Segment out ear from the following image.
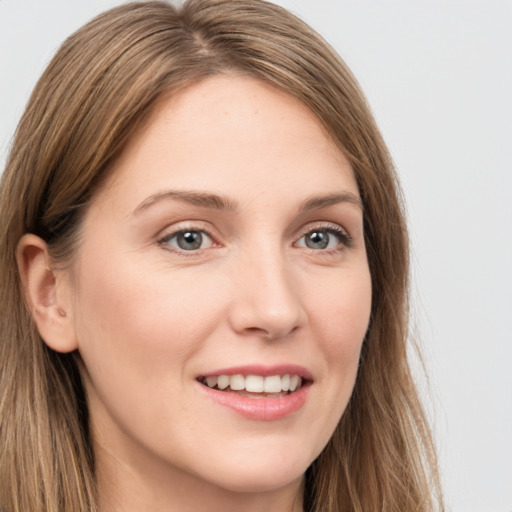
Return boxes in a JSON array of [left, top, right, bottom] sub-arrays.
[[16, 234, 78, 353]]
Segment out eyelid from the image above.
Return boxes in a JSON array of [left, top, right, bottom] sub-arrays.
[[156, 220, 352, 256], [294, 221, 353, 249], [157, 222, 221, 253]]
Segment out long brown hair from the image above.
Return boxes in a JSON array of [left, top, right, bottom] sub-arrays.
[[0, 1, 443, 510]]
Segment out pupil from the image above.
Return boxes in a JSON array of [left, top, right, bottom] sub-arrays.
[[307, 231, 328, 249], [178, 231, 202, 250]]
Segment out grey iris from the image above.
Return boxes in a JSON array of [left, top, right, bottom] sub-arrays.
[[177, 231, 203, 250], [305, 231, 329, 249]]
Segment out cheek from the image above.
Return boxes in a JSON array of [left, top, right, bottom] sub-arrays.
[[310, 266, 371, 405], [71, 256, 224, 387], [70, 256, 231, 455], [287, 266, 371, 463], [315, 266, 372, 350]]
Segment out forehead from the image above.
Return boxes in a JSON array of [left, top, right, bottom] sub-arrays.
[[93, 75, 358, 213]]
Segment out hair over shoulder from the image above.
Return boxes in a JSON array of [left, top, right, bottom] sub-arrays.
[[0, 1, 443, 511]]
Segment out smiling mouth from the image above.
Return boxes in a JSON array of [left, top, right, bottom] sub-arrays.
[[198, 374, 304, 397]]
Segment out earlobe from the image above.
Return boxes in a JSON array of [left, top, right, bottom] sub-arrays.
[[16, 234, 78, 353]]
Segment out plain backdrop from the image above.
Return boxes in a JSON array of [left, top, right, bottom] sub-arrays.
[[1, 1, 511, 511]]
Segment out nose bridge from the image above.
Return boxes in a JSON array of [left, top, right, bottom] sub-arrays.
[[229, 238, 305, 339]]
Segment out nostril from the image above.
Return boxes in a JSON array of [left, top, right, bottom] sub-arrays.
[[242, 324, 300, 340], [245, 326, 266, 334]]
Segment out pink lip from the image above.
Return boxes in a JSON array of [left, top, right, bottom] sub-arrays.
[[196, 364, 313, 421]]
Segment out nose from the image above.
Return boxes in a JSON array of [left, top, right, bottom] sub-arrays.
[[227, 248, 306, 340]]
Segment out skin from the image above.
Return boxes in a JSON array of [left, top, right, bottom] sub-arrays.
[[19, 75, 372, 512]]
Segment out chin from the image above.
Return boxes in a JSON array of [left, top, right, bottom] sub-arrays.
[[210, 469, 304, 495], [191, 450, 309, 495]]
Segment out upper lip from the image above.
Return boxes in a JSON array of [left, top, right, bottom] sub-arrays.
[[197, 364, 313, 381]]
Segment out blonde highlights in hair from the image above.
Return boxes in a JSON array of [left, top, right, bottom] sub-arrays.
[[0, 1, 443, 510]]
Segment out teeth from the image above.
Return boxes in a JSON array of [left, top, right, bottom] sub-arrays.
[[202, 373, 303, 393], [217, 375, 229, 390], [230, 374, 244, 391], [205, 376, 218, 388], [245, 375, 264, 392], [263, 375, 282, 393], [281, 374, 290, 391]]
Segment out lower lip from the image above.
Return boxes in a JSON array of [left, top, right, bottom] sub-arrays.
[[198, 382, 310, 421]]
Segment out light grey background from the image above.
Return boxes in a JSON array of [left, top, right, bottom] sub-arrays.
[[1, 1, 511, 511]]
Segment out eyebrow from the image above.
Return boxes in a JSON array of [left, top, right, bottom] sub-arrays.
[[133, 189, 363, 215], [300, 192, 363, 212], [134, 190, 238, 214]]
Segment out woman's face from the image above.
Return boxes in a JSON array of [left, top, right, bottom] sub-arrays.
[[66, 76, 372, 502]]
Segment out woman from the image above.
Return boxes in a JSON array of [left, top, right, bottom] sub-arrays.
[[0, 1, 443, 511]]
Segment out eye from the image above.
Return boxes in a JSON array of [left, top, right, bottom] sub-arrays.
[[160, 229, 213, 252], [296, 226, 351, 251]]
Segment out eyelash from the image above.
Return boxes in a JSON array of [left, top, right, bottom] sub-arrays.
[[158, 223, 217, 255], [295, 223, 352, 253], [157, 222, 352, 255]]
